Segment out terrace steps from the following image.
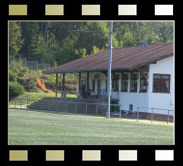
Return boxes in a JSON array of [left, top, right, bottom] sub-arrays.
[[27, 97, 107, 115]]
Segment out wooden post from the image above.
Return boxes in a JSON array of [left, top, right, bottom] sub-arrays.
[[55, 73, 58, 97], [167, 110, 170, 124], [62, 73, 65, 91], [79, 72, 81, 91], [137, 107, 139, 122], [87, 72, 89, 90], [151, 108, 154, 123], [87, 72, 89, 97]]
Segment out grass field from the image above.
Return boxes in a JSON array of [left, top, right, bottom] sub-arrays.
[[8, 108, 174, 145], [9, 92, 76, 105]]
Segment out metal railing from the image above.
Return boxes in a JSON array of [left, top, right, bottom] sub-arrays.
[[9, 98, 173, 123], [9, 56, 51, 71], [9, 98, 39, 109], [137, 107, 173, 124], [60, 90, 107, 100], [60, 90, 120, 100], [9, 98, 121, 118]]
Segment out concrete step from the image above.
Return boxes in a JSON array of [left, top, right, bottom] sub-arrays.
[[27, 97, 107, 115]]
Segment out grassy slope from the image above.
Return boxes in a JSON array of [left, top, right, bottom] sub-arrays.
[[8, 109, 174, 145], [10, 92, 60, 100], [9, 92, 76, 105]]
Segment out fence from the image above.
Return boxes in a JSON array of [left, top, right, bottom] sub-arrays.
[[9, 98, 121, 118], [137, 107, 173, 124], [9, 98, 173, 123], [10, 98, 38, 109], [60, 90, 118, 100], [25, 61, 38, 70], [60, 90, 107, 100], [38, 63, 51, 70], [9, 56, 26, 66], [9, 56, 50, 71]]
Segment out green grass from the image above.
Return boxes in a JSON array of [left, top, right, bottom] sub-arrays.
[[9, 92, 76, 105], [8, 108, 174, 145]]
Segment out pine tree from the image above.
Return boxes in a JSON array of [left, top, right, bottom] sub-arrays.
[[13, 21, 173, 66], [9, 22, 24, 57]]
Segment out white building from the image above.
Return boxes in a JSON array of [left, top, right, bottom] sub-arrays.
[[44, 43, 174, 118]]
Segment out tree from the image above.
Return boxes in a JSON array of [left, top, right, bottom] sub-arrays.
[[9, 22, 24, 57], [28, 34, 48, 62], [151, 22, 173, 43], [122, 31, 135, 46], [20, 22, 40, 59], [14, 21, 173, 66]]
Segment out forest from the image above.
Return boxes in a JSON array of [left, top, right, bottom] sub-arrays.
[[9, 21, 173, 67]]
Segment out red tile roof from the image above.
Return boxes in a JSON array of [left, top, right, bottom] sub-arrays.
[[43, 43, 173, 74]]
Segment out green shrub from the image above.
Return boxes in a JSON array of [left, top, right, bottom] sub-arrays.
[[10, 60, 22, 69], [22, 67, 29, 73], [18, 68, 29, 77], [37, 70, 43, 77], [18, 71, 25, 77], [27, 70, 42, 81], [26, 79, 38, 92], [9, 81, 25, 101], [9, 70, 17, 82], [12, 68, 19, 74]]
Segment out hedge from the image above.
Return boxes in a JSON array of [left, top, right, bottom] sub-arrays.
[[9, 81, 25, 101]]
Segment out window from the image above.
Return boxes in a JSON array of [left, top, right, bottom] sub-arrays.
[[129, 104, 133, 111], [153, 74, 170, 93], [92, 80, 95, 91], [112, 74, 119, 91], [121, 73, 128, 92], [130, 73, 138, 92], [140, 73, 148, 92]]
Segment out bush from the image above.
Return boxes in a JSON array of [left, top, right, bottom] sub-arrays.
[[27, 80, 38, 92], [9, 60, 22, 70], [9, 81, 25, 101], [22, 67, 29, 73], [9, 70, 17, 82], [12, 68, 19, 74], [18, 71, 25, 77], [27, 70, 42, 81]]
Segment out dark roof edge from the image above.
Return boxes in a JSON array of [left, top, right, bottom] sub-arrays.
[[43, 52, 173, 74], [43, 68, 130, 74], [131, 52, 173, 70]]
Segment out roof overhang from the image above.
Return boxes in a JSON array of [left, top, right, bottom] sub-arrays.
[[130, 52, 173, 70], [42, 44, 173, 75], [43, 67, 130, 74]]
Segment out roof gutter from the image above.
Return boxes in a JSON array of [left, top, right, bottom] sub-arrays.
[[43, 52, 173, 74], [43, 67, 130, 74], [130, 52, 173, 70]]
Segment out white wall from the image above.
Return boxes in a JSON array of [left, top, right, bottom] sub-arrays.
[[148, 56, 174, 115], [119, 92, 148, 112], [119, 72, 148, 112], [75, 56, 174, 115]]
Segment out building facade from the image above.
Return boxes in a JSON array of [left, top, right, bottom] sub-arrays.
[[44, 43, 174, 116], [76, 55, 174, 115]]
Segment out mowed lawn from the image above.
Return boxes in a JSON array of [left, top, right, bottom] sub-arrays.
[[8, 108, 174, 145]]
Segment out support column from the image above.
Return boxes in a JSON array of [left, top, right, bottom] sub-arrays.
[[55, 73, 58, 97], [107, 21, 113, 119], [87, 72, 89, 91], [62, 73, 65, 91], [79, 72, 81, 91], [87, 72, 89, 98]]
